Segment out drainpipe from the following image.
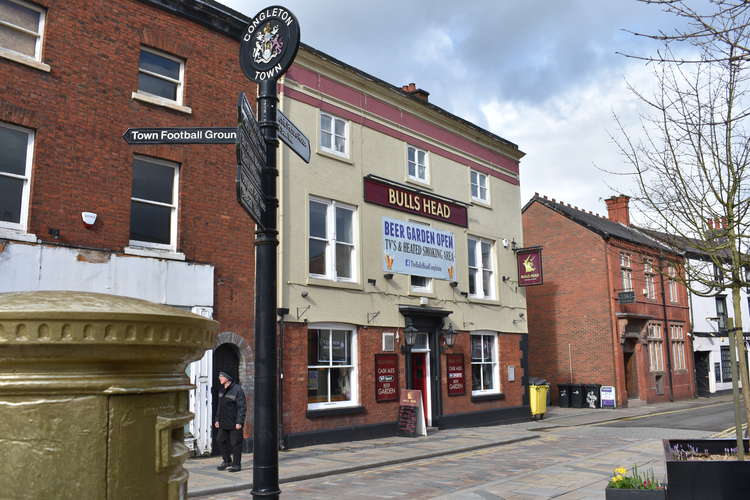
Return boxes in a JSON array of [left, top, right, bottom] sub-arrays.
[[658, 256, 675, 402], [276, 307, 289, 450]]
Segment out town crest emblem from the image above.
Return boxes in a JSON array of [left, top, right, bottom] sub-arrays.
[[253, 22, 284, 64], [240, 6, 300, 84]]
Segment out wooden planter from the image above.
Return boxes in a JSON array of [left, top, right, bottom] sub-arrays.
[[663, 439, 750, 500], [605, 487, 666, 499]]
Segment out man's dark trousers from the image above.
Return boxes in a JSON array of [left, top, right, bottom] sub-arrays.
[[217, 428, 243, 467]]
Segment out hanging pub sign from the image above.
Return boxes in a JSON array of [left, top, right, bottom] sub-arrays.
[[516, 246, 543, 287], [375, 354, 399, 402], [240, 5, 300, 83], [364, 176, 468, 227], [446, 354, 465, 396], [382, 216, 457, 280]]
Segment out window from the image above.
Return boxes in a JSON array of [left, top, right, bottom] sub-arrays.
[[407, 145, 428, 183], [410, 220, 432, 292], [670, 324, 686, 370], [307, 326, 357, 408], [620, 253, 633, 292], [668, 265, 678, 303], [129, 156, 179, 250], [721, 346, 732, 382], [309, 198, 356, 281], [0, 0, 45, 60], [471, 332, 499, 394], [468, 236, 495, 299], [137, 47, 184, 103], [647, 323, 664, 372], [644, 258, 656, 299], [715, 295, 728, 330], [470, 170, 489, 203], [0, 121, 33, 231], [319, 112, 347, 157]]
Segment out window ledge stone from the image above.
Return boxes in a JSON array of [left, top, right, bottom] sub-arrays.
[[131, 91, 192, 114], [306, 405, 365, 419], [471, 393, 505, 403], [0, 228, 37, 243], [124, 245, 186, 261], [0, 49, 50, 72], [316, 149, 353, 165]]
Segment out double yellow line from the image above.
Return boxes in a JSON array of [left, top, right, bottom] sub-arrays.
[[712, 422, 748, 438]]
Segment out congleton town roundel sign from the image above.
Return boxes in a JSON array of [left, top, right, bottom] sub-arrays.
[[240, 5, 300, 83]]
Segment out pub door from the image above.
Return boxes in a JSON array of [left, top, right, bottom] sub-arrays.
[[694, 351, 710, 397], [411, 352, 429, 424]]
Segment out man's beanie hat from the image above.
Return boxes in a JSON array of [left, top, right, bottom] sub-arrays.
[[219, 371, 233, 381]]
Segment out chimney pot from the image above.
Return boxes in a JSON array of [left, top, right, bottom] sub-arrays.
[[604, 195, 631, 225], [401, 82, 429, 102]]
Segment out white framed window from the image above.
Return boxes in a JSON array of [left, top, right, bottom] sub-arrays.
[[670, 324, 686, 370], [470, 170, 489, 203], [407, 145, 428, 183], [0, 0, 45, 61], [668, 265, 679, 303], [647, 322, 664, 372], [468, 236, 495, 299], [410, 220, 433, 293], [137, 47, 185, 104], [307, 324, 358, 409], [644, 258, 656, 299], [319, 112, 347, 157], [309, 197, 357, 281], [0, 121, 33, 231], [620, 252, 633, 292], [129, 156, 179, 251], [471, 332, 500, 394]]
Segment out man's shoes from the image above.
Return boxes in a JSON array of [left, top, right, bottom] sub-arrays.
[[216, 462, 229, 471], [227, 465, 241, 472]]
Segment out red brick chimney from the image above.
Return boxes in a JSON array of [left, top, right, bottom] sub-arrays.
[[401, 82, 430, 102], [604, 195, 631, 225]]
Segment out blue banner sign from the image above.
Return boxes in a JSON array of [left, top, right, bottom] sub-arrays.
[[382, 217, 456, 280]]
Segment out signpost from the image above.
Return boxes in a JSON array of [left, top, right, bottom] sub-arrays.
[[240, 6, 301, 499], [236, 92, 267, 229], [122, 127, 237, 145], [277, 109, 310, 163]]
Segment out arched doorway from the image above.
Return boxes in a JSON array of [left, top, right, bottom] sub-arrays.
[[211, 343, 240, 454]]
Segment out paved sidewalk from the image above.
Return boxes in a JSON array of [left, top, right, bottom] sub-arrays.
[[186, 393, 734, 498]]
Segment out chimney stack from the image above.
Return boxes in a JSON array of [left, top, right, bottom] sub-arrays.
[[604, 195, 631, 225], [401, 82, 430, 102]]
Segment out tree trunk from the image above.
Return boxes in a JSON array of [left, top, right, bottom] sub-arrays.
[[731, 288, 750, 432]]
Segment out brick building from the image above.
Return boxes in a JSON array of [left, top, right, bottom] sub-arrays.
[[1, 0, 530, 451], [522, 194, 695, 407]]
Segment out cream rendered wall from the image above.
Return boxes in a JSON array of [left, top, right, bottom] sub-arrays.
[[277, 59, 526, 333]]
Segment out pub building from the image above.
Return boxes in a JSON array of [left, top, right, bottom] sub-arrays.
[[276, 45, 530, 447]]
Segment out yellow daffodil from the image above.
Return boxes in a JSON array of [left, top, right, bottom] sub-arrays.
[[615, 467, 627, 475]]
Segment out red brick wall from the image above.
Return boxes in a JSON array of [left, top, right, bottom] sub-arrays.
[[0, 0, 256, 337], [522, 202, 616, 400]]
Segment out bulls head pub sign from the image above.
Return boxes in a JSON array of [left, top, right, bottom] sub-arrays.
[[240, 6, 301, 83]]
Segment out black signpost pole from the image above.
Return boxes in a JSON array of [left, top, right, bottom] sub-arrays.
[[252, 78, 281, 499]]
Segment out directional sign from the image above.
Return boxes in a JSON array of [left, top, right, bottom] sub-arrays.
[[277, 110, 310, 163], [236, 92, 267, 227], [122, 127, 237, 145]]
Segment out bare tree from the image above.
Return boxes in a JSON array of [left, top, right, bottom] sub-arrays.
[[614, 0, 750, 449]]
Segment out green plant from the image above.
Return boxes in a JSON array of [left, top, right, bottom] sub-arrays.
[[607, 465, 665, 490]]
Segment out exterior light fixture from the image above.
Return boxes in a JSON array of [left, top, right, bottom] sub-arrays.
[[442, 323, 457, 347], [403, 324, 419, 346], [511, 239, 517, 251], [383, 273, 394, 280], [449, 281, 458, 288]]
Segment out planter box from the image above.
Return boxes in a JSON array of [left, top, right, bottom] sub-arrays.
[[605, 487, 666, 499], [663, 439, 750, 500]]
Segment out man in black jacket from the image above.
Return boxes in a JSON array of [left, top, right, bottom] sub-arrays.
[[215, 371, 246, 472]]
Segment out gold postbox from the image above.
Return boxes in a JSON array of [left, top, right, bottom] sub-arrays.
[[0, 291, 217, 500]]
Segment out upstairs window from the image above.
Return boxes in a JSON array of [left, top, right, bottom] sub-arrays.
[[668, 265, 678, 303], [0, 0, 45, 61], [470, 170, 489, 203], [468, 236, 495, 299], [320, 112, 347, 157], [130, 156, 179, 250], [137, 47, 184, 103], [407, 145, 428, 183], [0, 121, 33, 231], [620, 252, 633, 292], [670, 324, 686, 370], [644, 258, 656, 299], [309, 198, 356, 281]]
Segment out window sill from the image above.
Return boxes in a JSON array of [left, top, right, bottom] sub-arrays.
[[467, 296, 500, 305], [471, 199, 492, 209], [0, 49, 50, 72], [131, 91, 192, 114], [471, 393, 505, 403], [307, 276, 363, 291], [316, 148, 353, 165], [306, 405, 365, 419], [404, 177, 433, 190], [124, 245, 186, 261], [0, 227, 37, 243]]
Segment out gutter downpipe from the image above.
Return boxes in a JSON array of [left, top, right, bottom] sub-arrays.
[[658, 255, 675, 402]]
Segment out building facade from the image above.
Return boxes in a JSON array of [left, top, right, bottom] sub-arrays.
[[275, 47, 529, 446], [522, 194, 695, 407]]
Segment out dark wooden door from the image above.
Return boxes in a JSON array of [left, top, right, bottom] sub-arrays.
[[624, 351, 638, 399], [694, 351, 710, 397]]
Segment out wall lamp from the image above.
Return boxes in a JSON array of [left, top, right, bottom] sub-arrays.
[[367, 278, 377, 286], [383, 273, 394, 280], [449, 281, 459, 288]]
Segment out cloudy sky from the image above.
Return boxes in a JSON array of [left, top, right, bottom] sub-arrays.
[[224, 0, 691, 215]]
